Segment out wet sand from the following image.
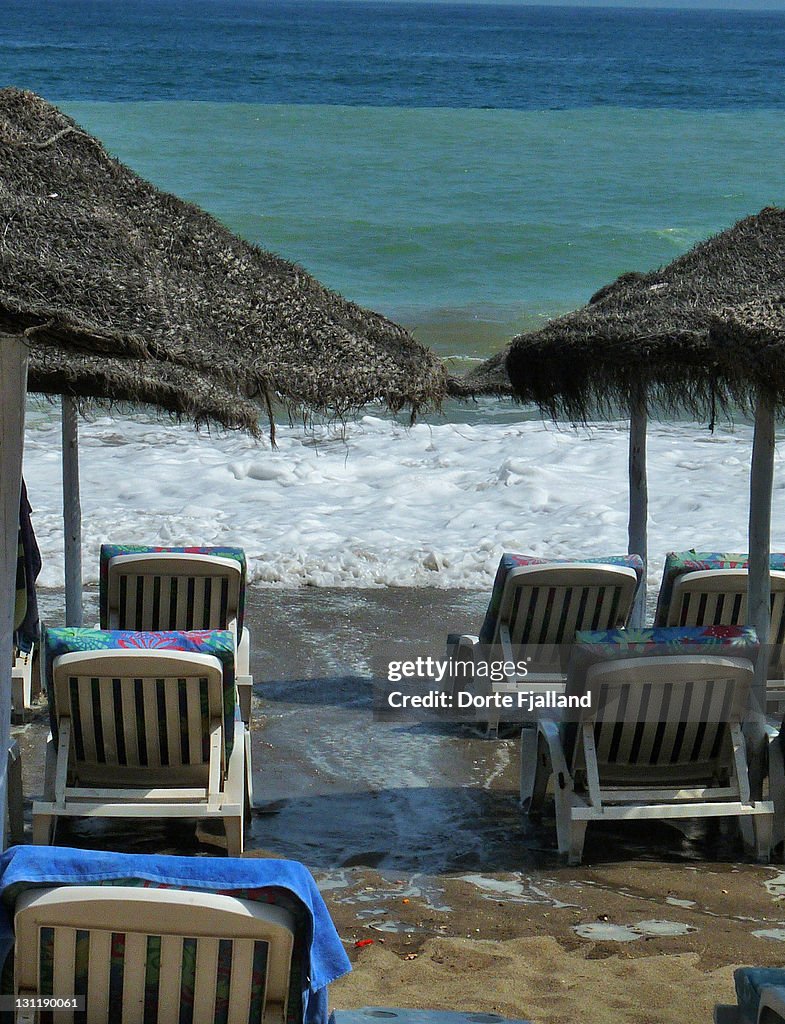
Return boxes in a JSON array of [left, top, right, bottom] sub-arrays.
[[15, 586, 785, 1023]]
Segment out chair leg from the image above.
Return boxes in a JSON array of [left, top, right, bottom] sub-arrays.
[[11, 674, 25, 724], [7, 742, 23, 845], [520, 727, 549, 818], [32, 812, 54, 846], [225, 815, 244, 857], [769, 735, 785, 853], [567, 819, 588, 866], [244, 728, 254, 821], [485, 719, 499, 739], [31, 645, 42, 702], [554, 786, 585, 864], [753, 811, 774, 864]]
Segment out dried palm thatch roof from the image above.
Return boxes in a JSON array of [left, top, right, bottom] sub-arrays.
[[447, 347, 515, 398], [711, 297, 785, 398], [0, 89, 447, 434], [505, 208, 785, 421]]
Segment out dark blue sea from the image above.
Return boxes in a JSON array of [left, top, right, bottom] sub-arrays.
[[4, 1, 785, 108]]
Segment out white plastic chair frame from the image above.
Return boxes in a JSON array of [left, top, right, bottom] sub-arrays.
[[666, 568, 785, 714], [448, 563, 640, 735], [104, 553, 253, 725], [32, 648, 245, 855], [13, 884, 295, 1024], [520, 654, 774, 864], [12, 644, 39, 723]]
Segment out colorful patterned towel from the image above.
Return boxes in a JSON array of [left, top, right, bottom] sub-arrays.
[[99, 545, 247, 636], [43, 627, 237, 758], [558, 626, 760, 756], [654, 550, 785, 625], [571, 624, 759, 686], [478, 553, 644, 644], [0, 845, 351, 1024]]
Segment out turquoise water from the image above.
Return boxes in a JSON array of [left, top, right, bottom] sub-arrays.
[[64, 101, 785, 358]]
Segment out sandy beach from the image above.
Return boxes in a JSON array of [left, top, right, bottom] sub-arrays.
[[14, 584, 785, 1024]]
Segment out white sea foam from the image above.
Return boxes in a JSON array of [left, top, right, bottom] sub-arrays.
[[22, 403, 780, 600]]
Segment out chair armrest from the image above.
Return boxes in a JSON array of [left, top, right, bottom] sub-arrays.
[[236, 675, 253, 726], [236, 626, 251, 677], [446, 633, 479, 659]]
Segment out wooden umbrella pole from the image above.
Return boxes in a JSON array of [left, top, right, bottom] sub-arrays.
[[747, 388, 776, 792], [628, 387, 648, 628], [62, 395, 83, 627], [0, 334, 29, 848]]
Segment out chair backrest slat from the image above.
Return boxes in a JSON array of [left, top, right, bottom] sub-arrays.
[[52, 926, 77, 1023], [157, 934, 185, 1019], [108, 555, 242, 635], [54, 651, 224, 774], [75, 677, 98, 763], [574, 656, 753, 781], [227, 938, 257, 1024], [167, 676, 184, 766], [15, 887, 295, 1024], [85, 928, 112, 1022], [669, 569, 785, 638], [192, 937, 222, 1024], [120, 683, 140, 767], [142, 676, 162, 769], [498, 566, 639, 658], [102, 676, 120, 764], [522, 587, 548, 646]]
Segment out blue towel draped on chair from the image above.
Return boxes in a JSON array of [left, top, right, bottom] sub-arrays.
[[0, 845, 351, 1024]]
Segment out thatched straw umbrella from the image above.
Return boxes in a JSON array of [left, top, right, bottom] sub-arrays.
[[447, 348, 515, 398], [0, 88, 446, 629], [503, 208, 785, 638], [0, 90, 447, 842]]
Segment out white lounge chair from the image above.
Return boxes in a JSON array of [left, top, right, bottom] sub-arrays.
[[0, 845, 351, 1024], [12, 884, 295, 1024], [664, 568, 785, 713], [448, 560, 640, 735], [32, 644, 246, 855], [102, 550, 253, 725], [520, 651, 774, 864]]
